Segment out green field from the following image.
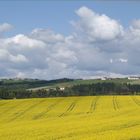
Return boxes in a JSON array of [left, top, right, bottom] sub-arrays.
[[0, 96, 140, 140]]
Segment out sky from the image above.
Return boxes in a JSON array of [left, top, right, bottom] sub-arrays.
[[0, 1, 140, 79], [0, 1, 140, 35]]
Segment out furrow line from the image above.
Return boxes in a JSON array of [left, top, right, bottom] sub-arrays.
[[33, 99, 64, 120], [87, 96, 100, 113], [59, 98, 79, 117], [9, 99, 46, 122], [113, 96, 117, 110], [0, 102, 23, 115], [131, 96, 140, 106]]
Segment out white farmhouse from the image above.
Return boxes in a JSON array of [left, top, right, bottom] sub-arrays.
[[59, 87, 65, 91], [101, 77, 107, 80]]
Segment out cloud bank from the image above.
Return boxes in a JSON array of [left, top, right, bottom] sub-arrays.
[[0, 6, 140, 79]]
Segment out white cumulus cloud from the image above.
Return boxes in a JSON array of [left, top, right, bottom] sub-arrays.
[[73, 6, 124, 42], [0, 7, 140, 79]]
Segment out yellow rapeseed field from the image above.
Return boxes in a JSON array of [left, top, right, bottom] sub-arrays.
[[0, 96, 140, 140]]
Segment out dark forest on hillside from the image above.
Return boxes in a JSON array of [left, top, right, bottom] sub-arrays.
[[1, 81, 140, 99]]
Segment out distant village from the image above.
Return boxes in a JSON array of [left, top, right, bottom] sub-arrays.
[[100, 76, 140, 80]]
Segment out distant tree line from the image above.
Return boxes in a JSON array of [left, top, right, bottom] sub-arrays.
[[1, 82, 140, 99], [70, 83, 140, 95]]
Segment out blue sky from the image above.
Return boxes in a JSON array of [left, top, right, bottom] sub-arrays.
[[0, 1, 140, 36], [1, 1, 140, 79]]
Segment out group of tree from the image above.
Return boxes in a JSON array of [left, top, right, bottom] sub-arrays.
[[1, 82, 140, 99]]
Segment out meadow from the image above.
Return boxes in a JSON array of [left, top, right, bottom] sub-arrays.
[[0, 96, 140, 140]]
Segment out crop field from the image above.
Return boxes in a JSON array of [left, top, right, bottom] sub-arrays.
[[0, 96, 140, 140]]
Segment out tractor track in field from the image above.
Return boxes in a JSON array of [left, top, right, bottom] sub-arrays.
[[33, 98, 64, 120], [59, 98, 79, 117], [0, 101, 8, 107], [0, 102, 23, 115], [87, 96, 100, 113], [113, 96, 119, 111], [9, 99, 47, 122], [131, 96, 140, 106]]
